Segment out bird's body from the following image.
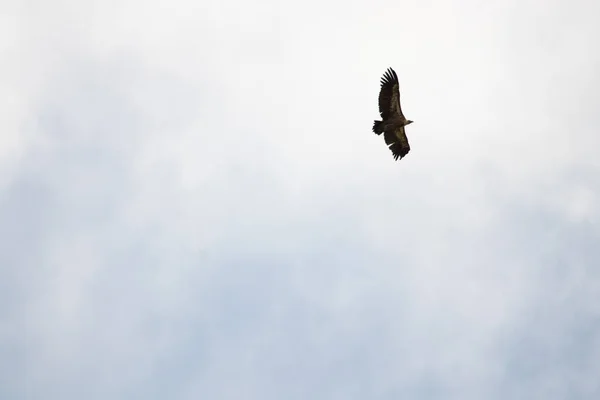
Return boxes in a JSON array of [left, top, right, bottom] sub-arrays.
[[372, 67, 413, 161]]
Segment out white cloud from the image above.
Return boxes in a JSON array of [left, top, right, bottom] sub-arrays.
[[1, 0, 599, 399]]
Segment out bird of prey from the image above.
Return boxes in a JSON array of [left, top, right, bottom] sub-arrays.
[[372, 67, 414, 161]]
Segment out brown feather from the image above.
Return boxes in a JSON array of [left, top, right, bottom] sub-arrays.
[[384, 125, 410, 161], [378, 68, 404, 120]]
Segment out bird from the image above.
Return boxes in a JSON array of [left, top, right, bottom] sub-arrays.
[[372, 67, 414, 161]]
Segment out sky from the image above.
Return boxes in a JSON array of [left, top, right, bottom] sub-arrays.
[[1, 0, 600, 398]]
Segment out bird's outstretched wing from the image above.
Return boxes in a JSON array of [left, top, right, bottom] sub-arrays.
[[378, 67, 405, 120], [384, 125, 410, 161]]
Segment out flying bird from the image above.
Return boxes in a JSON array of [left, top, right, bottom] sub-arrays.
[[372, 67, 414, 161]]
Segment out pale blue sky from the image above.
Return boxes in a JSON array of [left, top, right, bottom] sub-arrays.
[[1, 0, 599, 399]]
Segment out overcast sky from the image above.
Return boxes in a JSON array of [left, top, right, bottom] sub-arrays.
[[1, 0, 599, 399]]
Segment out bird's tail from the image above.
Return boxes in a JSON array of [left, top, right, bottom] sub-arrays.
[[372, 120, 384, 135]]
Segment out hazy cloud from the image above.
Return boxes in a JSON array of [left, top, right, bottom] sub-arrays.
[[1, 0, 599, 399]]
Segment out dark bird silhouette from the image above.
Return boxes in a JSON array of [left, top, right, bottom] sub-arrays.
[[372, 67, 414, 161]]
